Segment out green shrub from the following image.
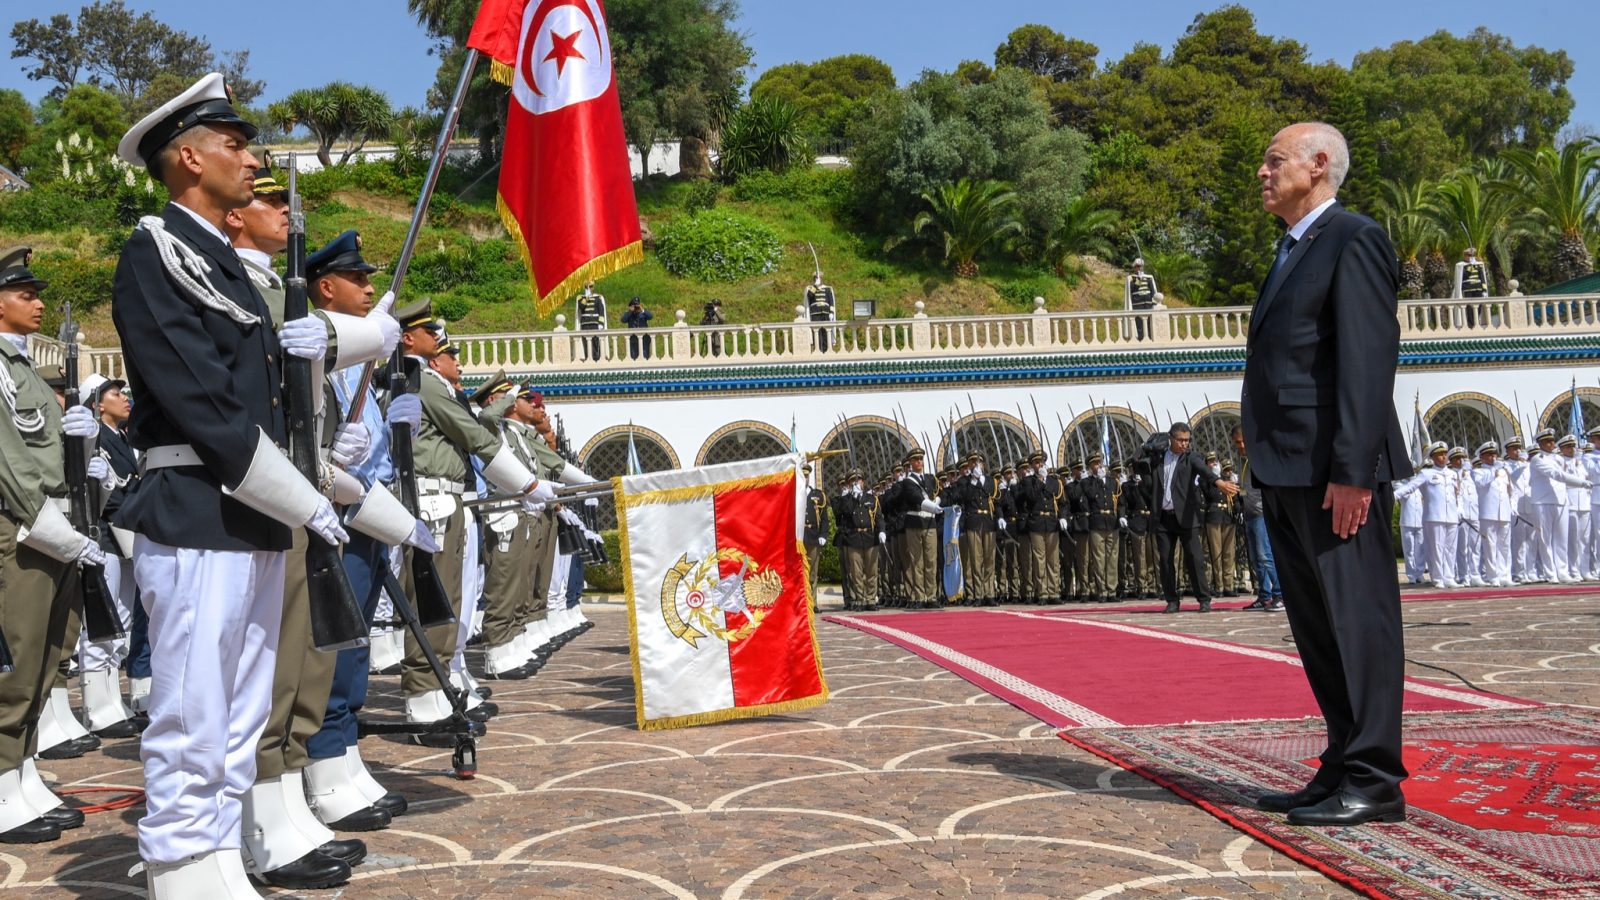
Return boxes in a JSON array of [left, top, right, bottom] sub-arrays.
[[407, 238, 526, 299], [0, 181, 114, 232], [655, 210, 783, 282], [731, 166, 852, 210], [990, 273, 1056, 308], [682, 180, 721, 214], [298, 160, 423, 206], [432, 296, 471, 322], [582, 530, 624, 593]]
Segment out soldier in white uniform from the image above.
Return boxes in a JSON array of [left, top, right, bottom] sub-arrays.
[[1584, 427, 1600, 579], [1471, 442, 1514, 587], [1416, 442, 1460, 588], [1560, 434, 1592, 580], [1530, 429, 1589, 583], [1450, 447, 1484, 586], [1392, 463, 1427, 583], [1503, 437, 1534, 581]]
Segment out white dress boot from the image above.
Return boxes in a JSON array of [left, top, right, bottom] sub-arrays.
[[147, 850, 262, 899], [128, 675, 152, 713], [449, 670, 484, 712], [0, 767, 49, 838], [80, 667, 138, 735], [404, 689, 451, 724], [346, 745, 390, 806], [17, 759, 65, 815], [241, 775, 324, 876], [368, 629, 403, 674], [304, 756, 377, 827], [36, 687, 91, 754], [484, 640, 530, 678]]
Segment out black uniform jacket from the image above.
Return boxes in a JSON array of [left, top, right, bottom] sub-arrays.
[[1241, 202, 1407, 489], [111, 202, 291, 552]]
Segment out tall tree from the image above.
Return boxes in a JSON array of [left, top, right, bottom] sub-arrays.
[[1042, 196, 1119, 277], [1377, 178, 1439, 299], [0, 90, 35, 172], [994, 25, 1097, 83], [1426, 165, 1530, 291], [269, 83, 396, 168], [751, 54, 895, 148], [8, 14, 83, 96], [1501, 142, 1600, 284], [1203, 116, 1280, 306], [17, 82, 127, 178]]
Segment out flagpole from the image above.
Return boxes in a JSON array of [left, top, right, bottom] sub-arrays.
[[345, 47, 482, 423]]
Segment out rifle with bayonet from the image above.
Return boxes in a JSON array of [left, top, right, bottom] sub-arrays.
[[56, 301, 122, 643], [284, 160, 369, 651]]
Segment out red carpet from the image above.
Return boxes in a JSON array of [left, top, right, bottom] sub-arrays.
[[1039, 582, 1599, 616], [1064, 707, 1600, 899], [824, 609, 1533, 728]]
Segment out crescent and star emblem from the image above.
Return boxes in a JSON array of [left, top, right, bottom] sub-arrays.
[[513, 0, 612, 115]]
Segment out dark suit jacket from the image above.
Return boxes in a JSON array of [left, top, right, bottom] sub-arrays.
[[1242, 201, 1406, 488], [1135, 436, 1214, 530], [111, 202, 291, 552]]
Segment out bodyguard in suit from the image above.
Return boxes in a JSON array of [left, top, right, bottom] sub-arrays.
[[112, 73, 353, 895], [1243, 122, 1411, 827], [1135, 424, 1236, 613]]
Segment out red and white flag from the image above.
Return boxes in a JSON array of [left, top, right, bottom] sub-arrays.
[[468, 0, 642, 315], [616, 455, 829, 730]]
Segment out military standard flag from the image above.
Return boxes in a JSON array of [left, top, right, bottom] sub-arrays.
[[615, 455, 829, 730], [468, 0, 642, 315]]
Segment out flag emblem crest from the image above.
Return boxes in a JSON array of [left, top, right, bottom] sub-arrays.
[[513, 0, 613, 114], [661, 549, 784, 648]]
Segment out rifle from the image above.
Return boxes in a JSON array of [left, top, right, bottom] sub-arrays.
[[56, 301, 122, 642], [284, 161, 369, 652]]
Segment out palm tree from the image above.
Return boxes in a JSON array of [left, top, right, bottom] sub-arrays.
[[1145, 251, 1207, 303], [717, 97, 808, 179], [1500, 141, 1600, 284], [1425, 167, 1530, 294], [1042, 196, 1120, 278], [1377, 178, 1438, 299], [913, 179, 1024, 277], [269, 82, 395, 168]]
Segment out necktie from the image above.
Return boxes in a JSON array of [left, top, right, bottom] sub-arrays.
[[1265, 233, 1296, 288]]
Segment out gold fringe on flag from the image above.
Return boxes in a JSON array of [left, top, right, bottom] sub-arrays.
[[488, 59, 515, 87], [495, 192, 645, 318]]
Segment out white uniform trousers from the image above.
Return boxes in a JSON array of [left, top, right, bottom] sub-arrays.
[[133, 537, 284, 865], [1589, 512, 1600, 579], [1424, 522, 1458, 587], [1400, 526, 1425, 582], [78, 550, 137, 673], [548, 551, 571, 612], [1479, 520, 1511, 584], [1457, 520, 1482, 584], [452, 507, 482, 676], [1512, 516, 1535, 580], [1534, 504, 1570, 581], [1566, 509, 1590, 579]]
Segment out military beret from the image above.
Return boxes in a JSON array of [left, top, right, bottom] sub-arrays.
[[1476, 441, 1499, 457], [306, 230, 378, 283], [0, 246, 47, 291], [469, 369, 513, 405], [252, 167, 286, 198], [1536, 428, 1558, 443], [1559, 434, 1578, 448], [119, 72, 257, 168]]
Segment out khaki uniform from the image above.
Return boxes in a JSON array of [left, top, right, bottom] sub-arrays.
[[479, 397, 536, 650], [0, 339, 72, 769]]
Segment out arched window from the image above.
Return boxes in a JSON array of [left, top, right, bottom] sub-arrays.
[[1189, 403, 1241, 464], [1539, 388, 1600, 439], [697, 422, 790, 467], [1424, 393, 1519, 452], [579, 426, 679, 528], [935, 413, 1038, 470], [1058, 408, 1153, 466], [816, 416, 915, 493]]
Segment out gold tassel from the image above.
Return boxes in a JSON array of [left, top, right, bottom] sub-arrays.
[[495, 192, 644, 318]]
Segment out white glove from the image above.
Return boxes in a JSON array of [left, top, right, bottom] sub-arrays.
[[818, 537, 827, 546], [305, 498, 350, 545], [1059, 518, 1069, 532], [584, 497, 599, 508], [62, 404, 98, 437], [582, 527, 600, 542], [523, 500, 546, 515], [526, 479, 557, 504], [76, 538, 107, 567], [997, 518, 1006, 530], [371, 291, 401, 358], [278, 316, 329, 360], [919, 498, 942, 515], [330, 422, 371, 469], [404, 518, 441, 553], [86, 455, 110, 482], [878, 532, 887, 545], [1119, 517, 1129, 528], [386, 392, 422, 435]]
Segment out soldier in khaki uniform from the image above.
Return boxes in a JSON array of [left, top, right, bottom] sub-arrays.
[[473, 373, 541, 680], [996, 464, 1019, 602], [0, 248, 102, 844], [886, 449, 941, 608], [945, 452, 999, 604], [1201, 452, 1238, 596], [396, 302, 551, 733], [1082, 454, 1120, 603], [831, 468, 883, 610], [802, 463, 829, 607]]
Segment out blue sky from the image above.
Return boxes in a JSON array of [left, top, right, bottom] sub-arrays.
[[3, 1, 1595, 132]]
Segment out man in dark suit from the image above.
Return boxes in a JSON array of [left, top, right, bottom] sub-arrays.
[[1135, 424, 1237, 612], [1243, 122, 1410, 827]]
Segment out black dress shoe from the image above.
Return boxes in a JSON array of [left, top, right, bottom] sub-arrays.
[[467, 701, 498, 722], [1197, 600, 1213, 612], [1256, 783, 1336, 813], [1162, 601, 1179, 614], [1286, 790, 1406, 826], [39, 806, 84, 830], [37, 733, 100, 760], [317, 837, 368, 865], [475, 685, 493, 700], [373, 792, 408, 817], [91, 718, 143, 739], [0, 816, 60, 844], [326, 804, 391, 833], [256, 850, 351, 889]]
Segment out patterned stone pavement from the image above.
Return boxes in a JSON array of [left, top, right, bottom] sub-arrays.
[[7, 586, 1595, 898]]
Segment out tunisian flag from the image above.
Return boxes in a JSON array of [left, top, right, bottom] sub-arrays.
[[468, 0, 642, 315], [616, 455, 829, 730]]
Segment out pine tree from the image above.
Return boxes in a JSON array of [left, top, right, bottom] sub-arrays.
[[1327, 81, 1379, 215], [1205, 118, 1278, 306]]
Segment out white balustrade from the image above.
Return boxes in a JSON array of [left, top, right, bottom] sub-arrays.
[[34, 293, 1600, 380]]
